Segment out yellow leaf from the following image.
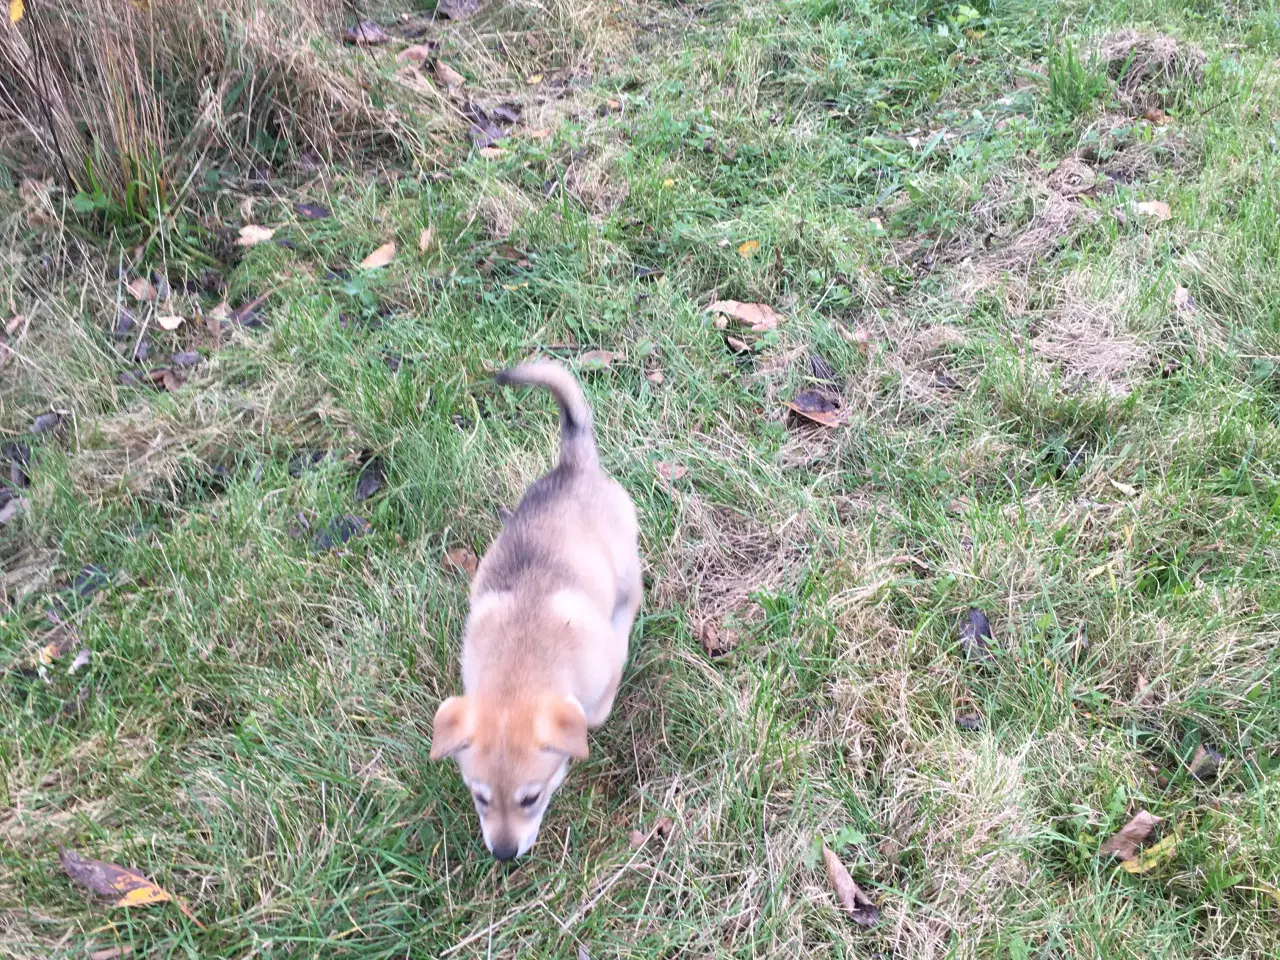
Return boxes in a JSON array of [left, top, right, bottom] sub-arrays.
[[418, 226, 433, 253], [9, 0, 24, 26], [526, 73, 543, 85], [39, 642, 61, 665], [1120, 832, 1180, 874], [737, 240, 760, 258], [115, 883, 172, 907], [156, 315, 184, 331], [359, 242, 396, 269], [1109, 478, 1138, 497], [662, 178, 675, 188]]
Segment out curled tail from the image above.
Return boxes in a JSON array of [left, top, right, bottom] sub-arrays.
[[496, 361, 599, 470]]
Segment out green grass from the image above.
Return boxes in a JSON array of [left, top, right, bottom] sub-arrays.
[[3, 0, 1280, 957]]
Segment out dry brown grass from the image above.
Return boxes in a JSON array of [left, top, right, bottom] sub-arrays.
[[1099, 30, 1207, 111]]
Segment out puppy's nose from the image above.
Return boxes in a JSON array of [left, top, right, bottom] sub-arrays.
[[490, 841, 519, 862]]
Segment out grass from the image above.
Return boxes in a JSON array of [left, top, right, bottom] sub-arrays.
[[2, 0, 1279, 957]]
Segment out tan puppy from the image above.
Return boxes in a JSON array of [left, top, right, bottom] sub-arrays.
[[430, 361, 641, 860]]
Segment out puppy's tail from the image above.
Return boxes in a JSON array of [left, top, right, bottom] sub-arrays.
[[496, 361, 598, 470]]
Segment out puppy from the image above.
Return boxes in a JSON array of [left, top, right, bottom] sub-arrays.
[[430, 361, 642, 860]]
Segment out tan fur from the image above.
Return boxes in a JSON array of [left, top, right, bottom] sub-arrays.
[[430, 361, 642, 860]]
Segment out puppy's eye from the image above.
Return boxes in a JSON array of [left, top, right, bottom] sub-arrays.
[[519, 793, 540, 810], [473, 793, 489, 808]]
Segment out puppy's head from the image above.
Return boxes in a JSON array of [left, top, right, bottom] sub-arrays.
[[430, 693, 588, 860]]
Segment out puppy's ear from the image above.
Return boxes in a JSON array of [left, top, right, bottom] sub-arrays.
[[536, 696, 589, 760], [430, 696, 475, 760]]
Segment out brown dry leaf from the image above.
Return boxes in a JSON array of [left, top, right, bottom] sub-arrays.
[[707, 300, 780, 332], [418, 227, 434, 253], [344, 19, 390, 45], [90, 947, 133, 960], [1099, 810, 1160, 860], [737, 239, 760, 258], [156, 315, 184, 332], [161, 370, 183, 392], [442, 547, 479, 578], [359, 242, 396, 270], [478, 147, 507, 160], [1110, 478, 1138, 498], [697, 620, 738, 658], [1187, 744, 1223, 780], [526, 128, 551, 139], [0, 497, 28, 525], [5, 313, 25, 335], [397, 44, 434, 66], [434, 60, 465, 94], [822, 846, 879, 927], [126, 277, 157, 302], [1143, 107, 1166, 123], [725, 335, 750, 353], [785, 390, 848, 428], [436, 0, 481, 20], [654, 461, 688, 483], [627, 829, 645, 848], [236, 224, 275, 247], [645, 369, 665, 384], [1136, 200, 1172, 221], [849, 327, 872, 355]]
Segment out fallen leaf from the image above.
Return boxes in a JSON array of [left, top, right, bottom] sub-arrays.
[[10, 0, 25, 27], [526, 73, 543, 85], [442, 546, 479, 578], [785, 390, 847, 428], [654, 461, 688, 483], [662, 177, 674, 187], [725, 335, 750, 353], [627, 829, 645, 848], [73, 564, 110, 599], [848, 327, 872, 355], [0, 497, 29, 525], [69, 648, 91, 673], [113, 306, 135, 338], [580, 350, 618, 369], [822, 846, 879, 927], [236, 224, 275, 246], [526, 128, 551, 139], [59, 847, 189, 915], [697, 619, 738, 658], [737, 239, 760, 258], [1099, 811, 1160, 860], [478, 147, 507, 159], [355, 457, 385, 501], [89, 947, 133, 960], [288, 449, 327, 477], [578, 947, 591, 960], [6, 313, 26, 334], [1143, 107, 1166, 123], [294, 202, 330, 220], [645, 370, 665, 384], [156, 315, 184, 331], [706, 300, 781, 332], [955, 713, 982, 731], [1136, 200, 1172, 221], [1110, 478, 1138, 497], [1188, 744, 1223, 780], [434, 59, 465, 94], [126, 277, 157, 302], [418, 226, 434, 253], [1120, 832, 1180, 874], [958, 607, 994, 661], [31, 412, 63, 434], [436, 0, 480, 20], [1173, 286, 1196, 315], [171, 351, 202, 368], [359, 242, 396, 269], [312, 515, 370, 551], [397, 44, 434, 66], [344, 19, 390, 45]]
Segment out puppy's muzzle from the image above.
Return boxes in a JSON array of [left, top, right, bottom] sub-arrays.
[[490, 840, 519, 862]]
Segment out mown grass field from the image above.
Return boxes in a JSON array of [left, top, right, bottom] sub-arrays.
[[2, 0, 1279, 957]]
